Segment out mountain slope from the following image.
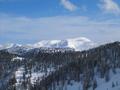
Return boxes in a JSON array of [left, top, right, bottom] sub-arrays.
[[0, 41, 120, 90], [4, 44, 29, 55]]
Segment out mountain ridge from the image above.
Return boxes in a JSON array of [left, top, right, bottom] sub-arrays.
[[0, 37, 96, 54]]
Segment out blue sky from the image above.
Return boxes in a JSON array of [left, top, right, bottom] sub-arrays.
[[0, 0, 100, 17], [0, 0, 120, 44]]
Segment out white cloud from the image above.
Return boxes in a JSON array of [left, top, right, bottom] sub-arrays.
[[60, 0, 77, 11], [99, 0, 120, 15], [0, 14, 120, 44]]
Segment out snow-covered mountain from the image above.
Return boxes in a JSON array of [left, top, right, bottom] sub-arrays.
[[0, 37, 96, 54], [0, 41, 120, 90], [28, 37, 96, 51], [0, 43, 30, 55], [0, 43, 21, 50]]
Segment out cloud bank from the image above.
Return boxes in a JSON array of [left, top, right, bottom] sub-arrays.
[[0, 14, 120, 44]]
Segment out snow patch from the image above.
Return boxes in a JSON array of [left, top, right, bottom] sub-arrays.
[[12, 57, 24, 61]]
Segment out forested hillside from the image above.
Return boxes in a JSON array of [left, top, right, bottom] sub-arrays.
[[0, 42, 120, 90]]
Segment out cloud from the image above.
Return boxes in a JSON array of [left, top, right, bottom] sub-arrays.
[[60, 0, 77, 11], [99, 0, 120, 15], [0, 14, 120, 44]]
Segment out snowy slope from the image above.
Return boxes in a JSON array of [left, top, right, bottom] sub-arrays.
[[54, 69, 120, 90], [95, 69, 120, 90], [4, 43, 30, 55], [15, 68, 120, 90], [15, 66, 55, 86]]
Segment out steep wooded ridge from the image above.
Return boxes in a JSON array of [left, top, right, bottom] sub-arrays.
[[0, 41, 120, 90]]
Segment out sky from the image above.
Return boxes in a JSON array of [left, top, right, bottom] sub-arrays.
[[0, 0, 120, 44]]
